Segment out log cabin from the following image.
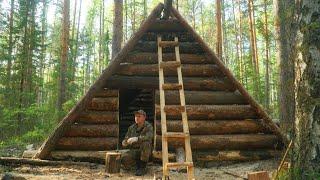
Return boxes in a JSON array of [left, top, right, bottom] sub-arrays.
[[33, 3, 286, 163]]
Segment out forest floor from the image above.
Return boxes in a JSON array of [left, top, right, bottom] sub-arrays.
[[0, 159, 279, 180]]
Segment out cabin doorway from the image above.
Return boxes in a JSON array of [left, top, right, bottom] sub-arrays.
[[119, 89, 155, 148]]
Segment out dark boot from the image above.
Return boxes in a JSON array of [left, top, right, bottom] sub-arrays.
[[135, 160, 147, 176]]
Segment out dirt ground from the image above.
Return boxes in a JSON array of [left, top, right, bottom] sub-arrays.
[[0, 159, 279, 180]]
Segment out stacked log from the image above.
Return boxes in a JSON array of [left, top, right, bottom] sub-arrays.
[[125, 53, 214, 64], [106, 76, 236, 91], [155, 120, 271, 135], [117, 64, 223, 77], [59, 89, 119, 151], [155, 134, 281, 150]]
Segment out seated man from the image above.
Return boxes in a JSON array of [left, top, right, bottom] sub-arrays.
[[121, 109, 153, 176]]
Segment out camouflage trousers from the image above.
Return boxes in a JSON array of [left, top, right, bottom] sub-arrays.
[[120, 141, 152, 170]]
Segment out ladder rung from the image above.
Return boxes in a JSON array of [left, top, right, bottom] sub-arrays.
[[163, 132, 189, 138], [162, 83, 182, 90], [160, 61, 181, 69], [164, 105, 185, 113], [166, 162, 193, 168], [158, 41, 179, 47]]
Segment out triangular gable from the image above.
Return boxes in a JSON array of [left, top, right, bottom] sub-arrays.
[[35, 3, 286, 159], [34, 3, 165, 159], [168, 7, 286, 143]]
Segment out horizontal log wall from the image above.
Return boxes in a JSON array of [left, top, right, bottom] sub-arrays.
[[155, 120, 271, 135], [64, 124, 119, 137], [134, 41, 204, 54], [117, 64, 223, 77], [106, 76, 235, 91], [155, 90, 247, 105], [155, 134, 281, 150], [56, 137, 118, 150], [77, 111, 118, 124], [148, 19, 187, 32], [155, 105, 258, 120], [141, 32, 195, 42], [126, 53, 214, 64], [87, 97, 118, 111]]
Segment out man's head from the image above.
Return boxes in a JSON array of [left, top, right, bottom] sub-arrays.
[[134, 109, 146, 125]]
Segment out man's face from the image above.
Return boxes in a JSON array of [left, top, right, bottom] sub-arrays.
[[135, 113, 146, 125]]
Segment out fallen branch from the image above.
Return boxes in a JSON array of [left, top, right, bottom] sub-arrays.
[[0, 157, 98, 167]]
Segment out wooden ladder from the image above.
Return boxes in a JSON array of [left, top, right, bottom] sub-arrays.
[[157, 36, 194, 180]]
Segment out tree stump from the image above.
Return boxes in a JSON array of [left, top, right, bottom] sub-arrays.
[[105, 152, 121, 174], [248, 171, 270, 180]]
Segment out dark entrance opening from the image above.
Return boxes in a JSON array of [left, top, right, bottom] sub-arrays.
[[119, 89, 155, 148]]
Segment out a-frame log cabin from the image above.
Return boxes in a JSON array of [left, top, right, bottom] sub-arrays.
[[34, 3, 286, 162]]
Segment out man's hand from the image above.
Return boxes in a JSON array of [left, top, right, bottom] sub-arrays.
[[127, 137, 139, 144]]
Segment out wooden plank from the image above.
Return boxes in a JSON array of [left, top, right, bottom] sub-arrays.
[[166, 162, 193, 168], [34, 3, 165, 159], [175, 37, 194, 180], [163, 132, 189, 138], [159, 61, 181, 69], [157, 36, 169, 177], [162, 83, 182, 90], [158, 40, 179, 47]]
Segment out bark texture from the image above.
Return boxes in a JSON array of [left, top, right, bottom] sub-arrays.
[[294, 0, 320, 175], [111, 0, 123, 59], [275, 0, 299, 136]]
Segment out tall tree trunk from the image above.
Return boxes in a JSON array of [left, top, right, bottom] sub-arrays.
[[238, 0, 244, 86], [38, 0, 47, 105], [263, 0, 270, 112], [215, 0, 223, 61], [132, 0, 136, 33], [7, 0, 14, 103], [294, 0, 320, 176], [99, 0, 104, 72], [18, 0, 30, 134], [57, 0, 70, 117], [176, 0, 178, 10], [111, 0, 123, 59], [124, 0, 128, 41], [221, 0, 229, 65], [72, 0, 82, 81], [247, 0, 260, 100], [70, 0, 77, 82], [143, 0, 147, 21], [232, 0, 241, 83], [275, 0, 299, 136]]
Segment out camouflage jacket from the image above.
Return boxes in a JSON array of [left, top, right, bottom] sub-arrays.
[[122, 121, 153, 148]]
